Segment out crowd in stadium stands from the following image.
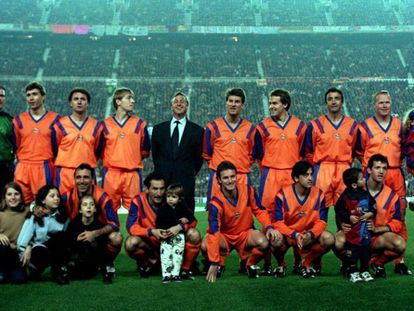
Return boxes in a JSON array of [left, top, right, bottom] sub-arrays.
[[191, 0, 255, 26], [118, 45, 185, 78], [188, 46, 259, 78], [44, 44, 115, 77], [0, 42, 43, 77], [331, 0, 399, 26], [121, 0, 184, 26], [1, 0, 42, 24], [48, 0, 114, 25], [261, 0, 327, 26], [3, 0, 414, 27]]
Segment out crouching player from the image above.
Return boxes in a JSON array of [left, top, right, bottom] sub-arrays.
[[272, 161, 335, 278], [65, 195, 113, 284], [335, 154, 406, 278], [202, 161, 281, 283], [61, 163, 123, 283], [125, 172, 201, 278]]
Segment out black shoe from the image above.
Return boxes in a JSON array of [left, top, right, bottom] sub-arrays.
[[394, 263, 413, 275], [301, 267, 315, 279], [172, 276, 182, 282], [260, 265, 273, 277], [201, 259, 210, 276], [246, 265, 259, 279], [371, 263, 386, 278], [292, 264, 302, 275], [340, 265, 351, 278], [217, 266, 225, 278], [162, 276, 171, 283], [53, 266, 70, 285], [238, 261, 247, 274], [273, 266, 287, 278], [103, 272, 113, 284], [138, 265, 151, 278], [0, 272, 7, 284], [181, 269, 195, 280], [408, 201, 414, 212]]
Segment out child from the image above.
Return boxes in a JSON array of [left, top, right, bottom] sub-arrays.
[[65, 195, 112, 284], [335, 168, 376, 282], [155, 183, 195, 283], [0, 182, 29, 284], [17, 185, 67, 284]]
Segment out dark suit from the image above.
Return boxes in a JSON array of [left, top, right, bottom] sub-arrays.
[[151, 119, 204, 212]]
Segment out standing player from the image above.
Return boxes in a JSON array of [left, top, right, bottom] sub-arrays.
[[203, 88, 255, 202], [12, 82, 59, 204], [125, 172, 201, 278], [151, 91, 204, 213], [202, 161, 281, 282], [53, 88, 101, 194], [254, 89, 307, 274], [0, 86, 14, 194], [357, 90, 410, 274], [60, 163, 123, 282], [303, 87, 358, 208], [99, 87, 150, 211], [272, 161, 334, 278], [335, 154, 406, 278]]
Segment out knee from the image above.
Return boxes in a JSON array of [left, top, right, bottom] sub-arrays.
[[109, 232, 123, 248], [335, 232, 346, 251], [320, 231, 335, 249], [255, 235, 269, 251], [393, 237, 406, 253], [125, 236, 140, 253], [186, 228, 201, 244]]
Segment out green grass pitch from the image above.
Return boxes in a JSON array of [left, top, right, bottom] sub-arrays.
[[2, 208, 414, 311]]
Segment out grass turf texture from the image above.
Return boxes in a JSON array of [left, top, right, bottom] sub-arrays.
[[2, 208, 414, 311]]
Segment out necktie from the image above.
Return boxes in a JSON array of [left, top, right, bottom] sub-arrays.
[[171, 120, 180, 156]]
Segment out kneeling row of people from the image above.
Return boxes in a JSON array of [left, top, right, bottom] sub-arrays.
[[0, 155, 407, 284]]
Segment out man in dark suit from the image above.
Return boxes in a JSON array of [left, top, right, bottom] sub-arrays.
[[151, 92, 204, 212]]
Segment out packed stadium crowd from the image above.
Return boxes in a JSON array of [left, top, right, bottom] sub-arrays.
[[2, 0, 413, 27]]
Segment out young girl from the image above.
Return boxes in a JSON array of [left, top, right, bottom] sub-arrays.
[[65, 195, 112, 284], [17, 185, 67, 284], [155, 183, 195, 283], [0, 182, 29, 284]]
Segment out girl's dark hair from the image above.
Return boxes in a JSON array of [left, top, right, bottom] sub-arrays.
[[35, 185, 60, 207], [0, 182, 25, 212]]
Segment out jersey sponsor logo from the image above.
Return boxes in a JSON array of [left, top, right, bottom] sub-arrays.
[[280, 133, 286, 140], [231, 137, 237, 143], [119, 132, 125, 139], [334, 133, 340, 140], [384, 137, 390, 144], [33, 127, 39, 134], [77, 134, 83, 142]]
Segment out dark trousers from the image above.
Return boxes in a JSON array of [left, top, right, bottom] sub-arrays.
[[67, 236, 110, 279], [344, 241, 371, 273], [30, 232, 67, 278], [0, 245, 27, 283]]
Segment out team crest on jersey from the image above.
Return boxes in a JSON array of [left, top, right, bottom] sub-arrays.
[[119, 132, 125, 139], [298, 211, 305, 217], [235, 212, 241, 218], [33, 127, 39, 134], [77, 134, 83, 142], [231, 137, 237, 143], [384, 137, 390, 144], [280, 134, 286, 140], [334, 133, 340, 140]]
